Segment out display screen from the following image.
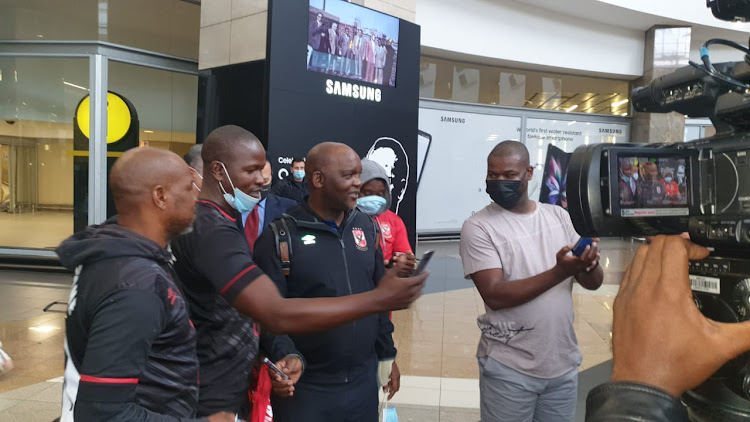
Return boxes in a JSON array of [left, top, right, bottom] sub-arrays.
[[308, 0, 400, 87], [617, 156, 689, 217]]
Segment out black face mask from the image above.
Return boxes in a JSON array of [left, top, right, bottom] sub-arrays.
[[486, 178, 525, 210], [260, 184, 271, 201]]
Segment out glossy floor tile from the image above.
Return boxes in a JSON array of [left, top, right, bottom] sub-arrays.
[[0, 238, 635, 419]]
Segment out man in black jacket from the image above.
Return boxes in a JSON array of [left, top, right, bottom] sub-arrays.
[[254, 142, 414, 422], [586, 235, 750, 421], [170, 127, 428, 418], [271, 157, 309, 204], [56, 147, 235, 422]]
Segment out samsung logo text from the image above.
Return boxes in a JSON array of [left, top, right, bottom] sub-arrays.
[[326, 79, 382, 102]]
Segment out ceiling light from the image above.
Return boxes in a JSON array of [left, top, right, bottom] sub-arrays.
[[621, 112, 628, 116], [144, 130, 154, 133], [63, 81, 89, 91], [565, 104, 578, 112], [612, 99, 629, 107]]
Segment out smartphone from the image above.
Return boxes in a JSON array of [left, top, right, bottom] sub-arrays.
[[263, 357, 289, 380], [572, 238, 595, 257], [413, 250, 435, 275]]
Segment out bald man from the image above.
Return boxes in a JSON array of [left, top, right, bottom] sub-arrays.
[[56, 148, 235, 422], [169, 128, 428, 418], [459, 140, 603, 422], [253, 142, 414, 422]]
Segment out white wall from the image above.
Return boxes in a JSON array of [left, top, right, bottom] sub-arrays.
[[597, 0, 750, 32], [416, 0, 645, 78]]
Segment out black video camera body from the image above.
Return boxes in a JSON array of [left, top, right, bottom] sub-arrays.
[[567, 57, 750, 416]]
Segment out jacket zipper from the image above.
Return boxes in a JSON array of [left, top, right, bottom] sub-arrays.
[[339, 213, 357, 383]]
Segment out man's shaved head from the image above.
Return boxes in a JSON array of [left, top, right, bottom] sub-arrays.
[[306, 142, 362, 213], [202, 125, 263, 166], [110, 147, 198, 241], [307, 142, 355, 177], [110, 147, 187, 212], [488, 140, 530, 167]]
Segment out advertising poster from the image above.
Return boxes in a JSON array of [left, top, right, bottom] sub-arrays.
[[539, 144, 572, 209]]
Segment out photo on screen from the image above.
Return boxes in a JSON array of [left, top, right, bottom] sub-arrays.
[[308, 0, 400, 87], [617, 156, 689, 216]]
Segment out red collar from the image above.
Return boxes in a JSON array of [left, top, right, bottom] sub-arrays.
[[198, 200, 236, 222]]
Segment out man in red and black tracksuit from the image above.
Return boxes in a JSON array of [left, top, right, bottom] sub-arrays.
[[253, 142, 414, 422], [57, 148, 236, 422]]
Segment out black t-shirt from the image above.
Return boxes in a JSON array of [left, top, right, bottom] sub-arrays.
[[171, 200, 265, 417]]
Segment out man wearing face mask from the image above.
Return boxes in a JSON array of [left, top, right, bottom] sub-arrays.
[[459, 140, 603, 422], [171, 127, 428, 419], [242, 160, 297, 252], [272, 157, 309, 204], [357, 158, 413, 267]]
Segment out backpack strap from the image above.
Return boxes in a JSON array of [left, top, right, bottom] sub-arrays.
[[269, 217, 293, 277], [370, 215, 383, 253]]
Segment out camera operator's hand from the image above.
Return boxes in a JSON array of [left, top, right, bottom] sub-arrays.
[[374, 266, 428, 311], [611, 235, 750, 397], [555, 240, 600, 277]]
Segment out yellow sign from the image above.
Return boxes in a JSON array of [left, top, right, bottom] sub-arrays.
[[76, 93, 132, 144]]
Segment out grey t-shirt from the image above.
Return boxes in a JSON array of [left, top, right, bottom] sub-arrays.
[[460, 201, 582, 378]]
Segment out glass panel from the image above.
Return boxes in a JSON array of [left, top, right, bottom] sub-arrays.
[[108, 61, 198, 164], [107, 0, 200, 59], [420, 56, 631, 116], [0, 57, 88, 249], [0, 0, 98, 41], [0, 0, 200, 60]]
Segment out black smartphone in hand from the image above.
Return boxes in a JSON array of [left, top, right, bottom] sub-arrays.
[[413, 250, 435, 275]]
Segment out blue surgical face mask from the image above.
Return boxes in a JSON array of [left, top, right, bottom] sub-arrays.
[[621, 175, 631, 183], [632, 172, 639, 181], [218, 162, 260, 214], [293, 170, 306, 180], [357, 195, 387, 216], [664, 177, 673, 183]]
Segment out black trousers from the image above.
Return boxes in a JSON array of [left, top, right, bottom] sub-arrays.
[[272, 367, 378, 422]]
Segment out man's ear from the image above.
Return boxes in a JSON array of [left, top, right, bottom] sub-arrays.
[[211, 161, 226, 183], [526, 166, 534, 181], [311, 171, 325, 189], [152, 185, 167, 210]]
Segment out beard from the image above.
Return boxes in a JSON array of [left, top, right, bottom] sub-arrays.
[[166, 213, 196, 239]]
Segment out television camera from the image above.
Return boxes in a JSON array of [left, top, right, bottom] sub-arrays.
[[567, 1, 750, 420]]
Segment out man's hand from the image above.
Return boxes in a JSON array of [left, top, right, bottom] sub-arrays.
[[384, 361, 401, 400], [374, 266, 428, 312], [392, 252, 416, 277], [271, 355, 303, 398], [555, 239, 600, 277], [207, 412, 242, 422], [610, 235, 750, 397]]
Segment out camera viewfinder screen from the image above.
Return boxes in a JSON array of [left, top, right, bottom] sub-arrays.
[[308, 0, 400, 87], [617, 156, 689, 217]]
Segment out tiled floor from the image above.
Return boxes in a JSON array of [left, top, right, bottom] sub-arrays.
[[0, 238, 637, 421]]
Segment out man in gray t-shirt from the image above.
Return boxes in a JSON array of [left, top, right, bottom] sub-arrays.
[[460, 141, 603, 422]]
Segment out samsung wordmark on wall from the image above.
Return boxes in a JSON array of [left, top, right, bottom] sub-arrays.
[[325, 79, 382, 102]]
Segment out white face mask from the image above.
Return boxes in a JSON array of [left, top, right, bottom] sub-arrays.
[[217, 162, 260, 214]]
